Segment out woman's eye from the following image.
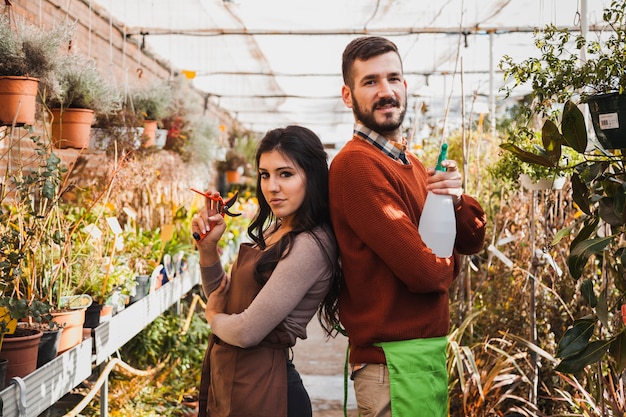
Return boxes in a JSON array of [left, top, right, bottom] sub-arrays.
[[281, 171, 293, 178], [259, 172, 269, 179]]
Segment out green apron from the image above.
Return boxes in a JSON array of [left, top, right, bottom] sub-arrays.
[[375, 336, 448, 417]]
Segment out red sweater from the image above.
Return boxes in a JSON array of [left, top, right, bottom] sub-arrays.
[[329, 136, 486, 364]]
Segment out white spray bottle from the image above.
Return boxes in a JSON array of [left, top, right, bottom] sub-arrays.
[[418, 143, 457, 257]]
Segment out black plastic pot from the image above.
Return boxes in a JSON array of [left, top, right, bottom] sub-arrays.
[[83, 302, 104, 328], [37, 328, 62, 368], [587, 92, 626, 149], [130, 274, 150, 304]]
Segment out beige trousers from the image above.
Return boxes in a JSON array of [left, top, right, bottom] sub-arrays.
[[353, 364, 392, 417]]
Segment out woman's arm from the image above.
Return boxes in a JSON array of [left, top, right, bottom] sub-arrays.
[[209, 233, 332, 348]]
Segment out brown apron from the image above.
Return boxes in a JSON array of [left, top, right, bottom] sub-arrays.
[[199, 244, 292, 417]]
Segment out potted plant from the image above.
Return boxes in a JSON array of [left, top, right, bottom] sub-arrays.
[[130, 81, 173, 147], [0, 297, 52, 386], [490, 110, 584, 191], [46, 52, 121, 149], [498, 0, 626, 379], [216, 149, 247, 184], [0, 14, 71, 127], [500, 0, 626, 149]]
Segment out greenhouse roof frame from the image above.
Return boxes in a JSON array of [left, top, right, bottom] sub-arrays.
[[95, 0, 611, 146]]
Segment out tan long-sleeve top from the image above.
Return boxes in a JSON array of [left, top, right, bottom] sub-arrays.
[[201, 228, 336, 348]]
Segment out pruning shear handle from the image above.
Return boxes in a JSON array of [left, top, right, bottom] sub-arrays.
[[190, 188, 241, 241]]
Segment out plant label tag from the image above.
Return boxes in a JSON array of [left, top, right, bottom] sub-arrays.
[[123, 207, 137, 220], [160, 224, 175, 243], [84, 223, 103, 240], [599, 113, 619, 130], [106, 217, 123, 235]]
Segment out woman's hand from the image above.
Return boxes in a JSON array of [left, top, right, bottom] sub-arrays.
[[191, 190, 228, 264], [425, 160, 463, 205], [205, 274, 230, 326]]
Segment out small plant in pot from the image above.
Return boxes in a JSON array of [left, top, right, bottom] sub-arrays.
[[46, 52, 121, 149], [0, 14, 72, 126], [129, 81, 173, 147], [500, 0, 626, 149]]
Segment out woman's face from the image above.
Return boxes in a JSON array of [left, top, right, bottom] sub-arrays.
[[258, 150, 306, 228]]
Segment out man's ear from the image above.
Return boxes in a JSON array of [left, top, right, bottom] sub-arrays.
[[341, 85, 353, 108]]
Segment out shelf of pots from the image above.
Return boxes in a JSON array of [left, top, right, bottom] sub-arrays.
[[498, 0, 626, 376], [92, 257, 200, 365], [129, 81, 173, 149], [0, 14, 72, 127], [45, 51, 121, 150]]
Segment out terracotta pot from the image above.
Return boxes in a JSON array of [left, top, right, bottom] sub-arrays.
[[142, 120, 158, 147], [50, 308, 86, 354], [0, 76, 39, 127], [225, 170, 241, 183], [51, 108, 95, 149], [0, 327, 43, 387]]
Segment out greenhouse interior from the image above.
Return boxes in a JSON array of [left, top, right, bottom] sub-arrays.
[[0, 0, 625, 416]]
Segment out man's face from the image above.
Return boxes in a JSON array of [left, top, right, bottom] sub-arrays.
[[342, 51, 407, 137]]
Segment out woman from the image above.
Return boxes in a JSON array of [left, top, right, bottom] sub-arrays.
[[192, 125, 341, 417]]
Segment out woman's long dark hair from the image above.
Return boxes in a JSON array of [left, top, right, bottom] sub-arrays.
[[247, 125, 341, 337]]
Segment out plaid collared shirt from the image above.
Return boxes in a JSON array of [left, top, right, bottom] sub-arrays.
[[353, 123, 409, 164]]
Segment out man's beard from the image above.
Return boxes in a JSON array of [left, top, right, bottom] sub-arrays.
[[352, 95, 407, 134]]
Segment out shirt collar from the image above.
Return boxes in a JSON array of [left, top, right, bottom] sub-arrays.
[[353, 123, 409, 164]]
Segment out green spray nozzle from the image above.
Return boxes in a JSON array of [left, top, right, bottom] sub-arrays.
[[435, 143, 448, 172]]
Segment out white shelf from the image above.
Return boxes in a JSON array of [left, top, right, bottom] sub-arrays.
[[0, 259, 201, 416], [0, 339, 92, 417], [93, 263, 200, 365]]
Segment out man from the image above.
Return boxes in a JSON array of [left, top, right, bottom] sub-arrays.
[[328, 36, 486, 417]]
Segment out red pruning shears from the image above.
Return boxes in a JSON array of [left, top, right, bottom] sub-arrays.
[[191, 188, 241, 241]]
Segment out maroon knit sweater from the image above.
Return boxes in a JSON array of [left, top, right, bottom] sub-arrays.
[[329, 136, 487, 365]]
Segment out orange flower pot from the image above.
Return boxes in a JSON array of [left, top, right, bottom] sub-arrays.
[[142, 120, 158, 147], [51, 108, 95, 149], [0, 76, 39, 127]]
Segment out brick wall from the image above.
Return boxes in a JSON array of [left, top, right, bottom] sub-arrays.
[[2, 0, 235, 194]]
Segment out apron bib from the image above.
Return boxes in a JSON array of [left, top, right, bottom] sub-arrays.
[[199, 244, 290, 417], [375, 336, 448, 417]]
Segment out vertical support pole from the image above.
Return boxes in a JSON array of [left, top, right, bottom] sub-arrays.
[[489, 30, 496, 140], [529, 191, 539, 405], [100, 363, 109, 417]]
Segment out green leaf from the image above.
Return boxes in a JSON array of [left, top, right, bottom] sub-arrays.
[[500, 143, 555, 167], [556, 319, 595, 359], [598, 197, 624, 227], [596, 296, 609, 328], [555, 340, 610, 374], [570, 217, 599, 250], [551, 226, 573, 246], [568, 236, 612, 279], [609, 329, 626, 373], [570, 173, 591, 215], [541, 119, 562, 163], [580, 279, 597, 308], [561, 101, 588, 152]]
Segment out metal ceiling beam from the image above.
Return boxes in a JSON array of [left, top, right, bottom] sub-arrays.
[[125, 25, 604, 37], [194, 69, 504, 77]]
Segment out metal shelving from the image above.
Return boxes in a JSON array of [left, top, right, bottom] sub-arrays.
[[0, 261, 201, 417]]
